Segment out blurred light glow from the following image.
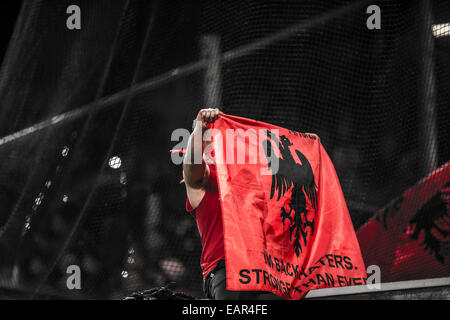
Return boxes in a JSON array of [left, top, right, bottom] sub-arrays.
[[120, 172, 127, 184], [24, 216, 31, 233], [35, 193, 44, 205], [109, 156, 122, 169], [160, 258, 185, 280], [62, 146, 69, 157], [432, 23, 450, 37]]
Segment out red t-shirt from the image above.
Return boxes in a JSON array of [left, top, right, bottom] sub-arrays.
[[186, 163, 225, 279]]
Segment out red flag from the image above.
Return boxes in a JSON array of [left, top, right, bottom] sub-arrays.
[[357, 162, 450, 283], [210, 114, 366, 299]]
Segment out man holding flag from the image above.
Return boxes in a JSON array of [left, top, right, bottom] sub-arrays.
[[181, 108, 367, 300], [182, 108, 275, 299]]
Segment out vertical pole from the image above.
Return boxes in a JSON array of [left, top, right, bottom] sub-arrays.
[[419, 0, 439, 176], [201, 34, 222, 108]]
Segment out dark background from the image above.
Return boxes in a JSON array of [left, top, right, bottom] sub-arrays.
[[0, 1, 22, 62], [0, 0, 447, 299]]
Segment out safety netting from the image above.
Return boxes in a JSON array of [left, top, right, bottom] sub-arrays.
[[0, 0, 448, 299]]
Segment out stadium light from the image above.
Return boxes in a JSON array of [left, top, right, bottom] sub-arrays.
[[108, 156, 122, 169], [432, 23, 450, 37]]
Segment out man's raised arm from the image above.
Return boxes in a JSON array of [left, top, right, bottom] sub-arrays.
[[182, 108, 220, 189]]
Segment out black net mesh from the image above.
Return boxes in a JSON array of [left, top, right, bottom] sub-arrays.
[[0, 0, 448, 299]]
